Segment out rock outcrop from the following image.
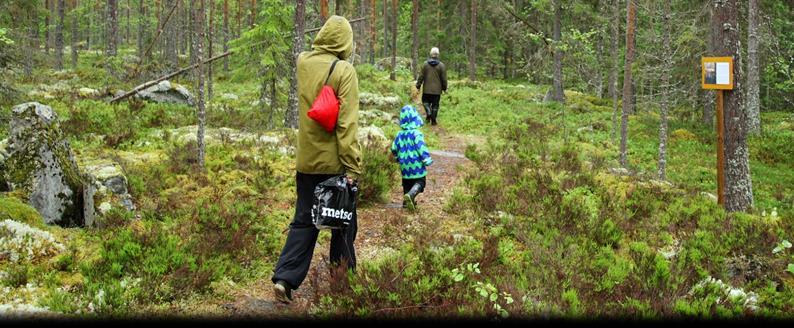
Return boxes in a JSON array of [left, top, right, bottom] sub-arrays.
[[359, 92, 401, 109], [134, 80, 194, 106], [82, 160, 136, 213], [357, 125, 388, 149], [4, 102, 95, 227]]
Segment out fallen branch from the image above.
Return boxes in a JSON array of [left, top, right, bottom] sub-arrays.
[[138, 1, 179, 68], [112, 17, 369, 104], [502, 3, 550, 47], [110, 50, 234, 104]]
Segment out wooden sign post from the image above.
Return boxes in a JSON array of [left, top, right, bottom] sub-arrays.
[[701, 57, 734, 206]]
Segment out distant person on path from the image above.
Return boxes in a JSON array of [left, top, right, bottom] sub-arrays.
[[415, 47, 448, 126], [391, 104, 433, 210], [271, 15, 362, 304]]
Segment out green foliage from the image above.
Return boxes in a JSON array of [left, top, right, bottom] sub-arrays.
[[357, 143, 398, 205]]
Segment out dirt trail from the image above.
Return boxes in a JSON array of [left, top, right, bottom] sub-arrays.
[[218, 126, 477, 318]]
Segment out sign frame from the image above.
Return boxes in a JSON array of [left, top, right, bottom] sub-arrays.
[[701, 57, 734, 90]]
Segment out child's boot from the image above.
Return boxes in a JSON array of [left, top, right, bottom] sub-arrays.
[[403, 183, 422, 210]]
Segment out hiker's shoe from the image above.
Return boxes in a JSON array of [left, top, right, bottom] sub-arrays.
[[404, 183, 422, 211], [273, 280, 293, 304], [403, 193, 416, 210]]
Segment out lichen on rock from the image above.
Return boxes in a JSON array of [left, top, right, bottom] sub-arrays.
[[4, 102, 95, 227]]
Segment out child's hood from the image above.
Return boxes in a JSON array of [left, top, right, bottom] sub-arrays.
[[399, 105, 424, 130]]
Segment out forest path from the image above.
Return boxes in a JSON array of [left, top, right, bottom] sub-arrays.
[[216, 125, 479, 318]]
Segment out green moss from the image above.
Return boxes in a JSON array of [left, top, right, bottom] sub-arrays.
[[0, 195, 44, 227]]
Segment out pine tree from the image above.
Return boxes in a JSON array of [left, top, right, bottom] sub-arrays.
[[619, 0, 636, 167], [712, 0, 753, 211], [285, 0, 305, 129]]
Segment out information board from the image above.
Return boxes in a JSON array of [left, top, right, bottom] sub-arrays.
[[702, 57, 734, 90]]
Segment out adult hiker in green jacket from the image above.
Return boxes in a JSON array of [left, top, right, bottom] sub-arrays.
[[415, 47, 448, 126], [272, 15, 362, 305]]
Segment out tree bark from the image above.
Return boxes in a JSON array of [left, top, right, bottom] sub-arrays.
[[26, 9, 37, 76], [321, 0, 329, 23], [285, 0, 306, 129], [126, 0, 131, 45], [194, 0, 207, 168], [55, 0, 65, 70], [208, 0, 214, 100], [712, 0, 753, 211], [619, 0, 636, 168], [551, 0, 564, 102], [138, 0, 145, 57], [610, 0, 620, 142], [164, 0, 178, 69], [746, 0, 761, 134], [223, 0, 229, 72], [411, 0, 419, 78], [658, 0, 671, 180], [382, 0, 388, 58], [369, 0, 375, 64], [469, 0, 477, 81], [45, 0, 51, 55], [108, 0, 118, 57], [249, 0, 256, 27], [71, 0, 79, 69], [389, 0, 397, 81]]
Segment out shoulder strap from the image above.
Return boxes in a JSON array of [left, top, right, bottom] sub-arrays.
[[324, 59, 340, 86]]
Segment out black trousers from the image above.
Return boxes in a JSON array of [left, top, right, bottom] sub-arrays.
[[421, 93, 441, 123], [402, 176, 426, 194], [271, 172, 357, 290]]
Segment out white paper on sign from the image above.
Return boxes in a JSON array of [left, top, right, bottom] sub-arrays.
[[716, 62, 730, 85]]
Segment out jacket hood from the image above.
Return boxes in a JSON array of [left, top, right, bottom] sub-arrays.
[[399, 105, 424, 130], [312, 15, 354, 60], [428, 59, 440, 66]]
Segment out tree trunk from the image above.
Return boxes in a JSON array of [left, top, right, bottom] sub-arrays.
[[194, 0, 207, 168], [369, 0, 375, 64], [208, 0, 214, 100], [236, 0, 241, 37], [108, 0, 118, 56], [223, 0, 229, 72], [164, 0, 178, 69], [389, 0, 397, 81], [658, 0, 671, 180], [45, 0, 51, 55], [610, 0, 620, 142], [155, 0, 161, 53], [469, 0, 477, 81], [619, 0, 636, 168], [26, 9, 37, 76], [55, 0, 65, 70], [138, 0, 145, 57], [126, 0, 130, 45], [411, 0, 419, 78], [551, 0, 564, 102], [712, 0, 753, 211], [285, 0, 305, 129], [249, 0, 256, 27], [71, 0, 79, 69], [382, 0, 388, 58], [320, 0, 328, 23], [746, 0, 761, 134]]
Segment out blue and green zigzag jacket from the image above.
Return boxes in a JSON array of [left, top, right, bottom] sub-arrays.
[[390, 105, 433, 179]]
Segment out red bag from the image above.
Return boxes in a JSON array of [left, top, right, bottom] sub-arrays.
[[308, 60, 341, 133]]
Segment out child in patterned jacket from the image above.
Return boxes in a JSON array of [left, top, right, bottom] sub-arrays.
[[390, 104, 433, 210]]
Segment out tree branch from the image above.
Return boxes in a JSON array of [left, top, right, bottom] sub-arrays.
[[502, 3, 550, 46]]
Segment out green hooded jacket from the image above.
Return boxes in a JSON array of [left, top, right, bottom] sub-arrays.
[[295, 15, 362, 180]]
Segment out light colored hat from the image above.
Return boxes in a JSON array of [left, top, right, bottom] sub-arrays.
[[430, 47, 439, 58]]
